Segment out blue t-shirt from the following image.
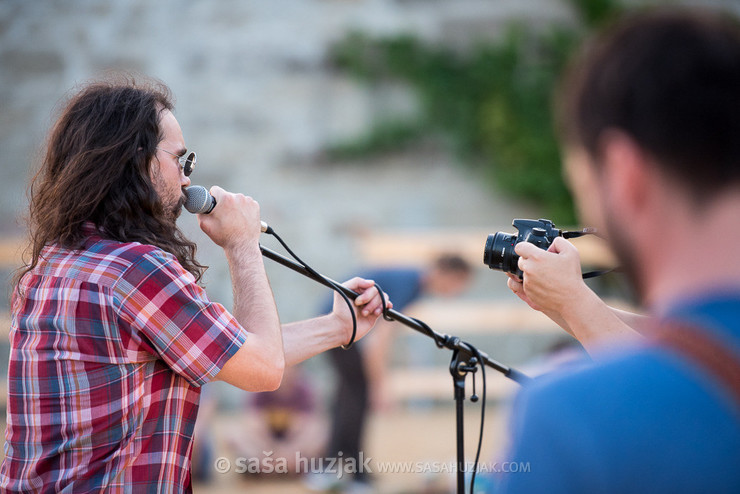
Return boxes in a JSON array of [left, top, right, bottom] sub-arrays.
[[320, 267, 423, 315], [493, 291, 740, 494]]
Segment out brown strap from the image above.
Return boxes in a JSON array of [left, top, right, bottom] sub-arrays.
[[654, 323, 740, 413]]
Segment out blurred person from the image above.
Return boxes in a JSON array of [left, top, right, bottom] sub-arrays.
[[309, 254, 473, 493], [0, 77, 390, 492], [190, 385, 218, 484], [492, 9, 740, 493], [228, 365, 326, 476]]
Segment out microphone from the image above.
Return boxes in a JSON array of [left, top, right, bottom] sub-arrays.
[[184, 185, 270, 233]]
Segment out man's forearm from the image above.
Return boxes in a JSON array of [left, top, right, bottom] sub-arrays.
[[281, 315, 345, 366], [610, 306, 650, 335], [214, 244, 284, 391], [227, 244, 283, 347], [561, 288, 643, 354]]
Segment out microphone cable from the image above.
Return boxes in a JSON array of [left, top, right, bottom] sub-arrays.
[[264, 228, 360, 349], [183, 184, 390, 349], [186, 185, 488, 488], [376, 283, 487, 494], [270, 230, 488, 493], [469, 345, 487, 494]]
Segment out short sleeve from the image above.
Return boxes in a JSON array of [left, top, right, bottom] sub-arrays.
[[113, 248, 246, 386]]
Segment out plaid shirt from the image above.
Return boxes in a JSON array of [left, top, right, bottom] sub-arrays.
[[0, 227, 246, 492]]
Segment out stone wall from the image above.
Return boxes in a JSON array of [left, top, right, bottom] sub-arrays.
[[0, 0, 573, 316]]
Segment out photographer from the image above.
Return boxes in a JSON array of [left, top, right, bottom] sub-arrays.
[[493, 9, 740, 493]]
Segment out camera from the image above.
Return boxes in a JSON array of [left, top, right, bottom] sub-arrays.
[[483, 219, 562, 277]]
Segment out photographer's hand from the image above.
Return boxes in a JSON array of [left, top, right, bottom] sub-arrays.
[[515, 237, 586, 315], [511, 237, 642, 354]]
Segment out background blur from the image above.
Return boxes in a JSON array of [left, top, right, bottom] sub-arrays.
[[1, 0, 737, 492]]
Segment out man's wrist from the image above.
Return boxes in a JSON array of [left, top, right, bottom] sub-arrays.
[[558, 282, 594, 326], [224, 241, 262, 265], [323, 312, 351, 348]]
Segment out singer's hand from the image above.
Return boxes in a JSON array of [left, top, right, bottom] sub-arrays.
[[331, 277, 392, 346], [197, 186, 263, 250]]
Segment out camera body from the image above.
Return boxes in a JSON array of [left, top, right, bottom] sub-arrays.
[[483, 219, 562, 278]]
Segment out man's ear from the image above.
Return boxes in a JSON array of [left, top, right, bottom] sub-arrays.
[[600, 130, 652, 221]]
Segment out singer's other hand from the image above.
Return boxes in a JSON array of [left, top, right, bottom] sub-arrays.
[[331, 277, 392, 346], [197, 186, 263, 250]]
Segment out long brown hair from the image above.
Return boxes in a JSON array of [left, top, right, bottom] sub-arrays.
[[19, 76, 206, 283]]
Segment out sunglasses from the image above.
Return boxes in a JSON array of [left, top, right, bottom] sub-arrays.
[[157, 148, 196, 177]]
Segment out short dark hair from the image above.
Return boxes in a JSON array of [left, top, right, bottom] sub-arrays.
[[558, 9, 740, 203], [433, 253, 472, 276]]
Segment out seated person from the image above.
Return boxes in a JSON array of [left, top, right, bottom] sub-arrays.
[[228, 365, 326, 476]]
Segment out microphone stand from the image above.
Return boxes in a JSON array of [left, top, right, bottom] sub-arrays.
[[260, 244, 532, 494]]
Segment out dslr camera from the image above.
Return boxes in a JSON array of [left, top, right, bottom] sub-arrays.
[[483, 219, 562, 278]]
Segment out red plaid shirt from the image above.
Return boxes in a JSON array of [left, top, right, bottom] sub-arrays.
[[0, 227, 246, 492]]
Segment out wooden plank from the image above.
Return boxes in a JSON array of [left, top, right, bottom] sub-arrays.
[[0, 237, 24, 268], [388, 367, 519, 402], [405, 300, 562, 334], [0, 313, 10, 341], [409, 299, 636, 334], [355, 228, 617, 269]]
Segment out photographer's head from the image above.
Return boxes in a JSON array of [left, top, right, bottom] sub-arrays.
[[557, 9, 740, 303], [25, 76, 205, 281]]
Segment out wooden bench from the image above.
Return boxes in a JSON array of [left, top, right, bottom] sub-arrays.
[[353, 227, 617, 269], [389, 367, 520, 403], [353, 227, 621, 404], [0, 237, 23, 269], [408, 300, 560, 334]]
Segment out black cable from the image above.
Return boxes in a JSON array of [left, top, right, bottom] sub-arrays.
[[266, 229, 358, 349], [469, 347, 487, 494], [561, 227, 598, 239], [374, 283, 395, 322], [582, 268, 617, 279], [561, 227, 618, 280], [262, 230, 502, 494], [265, 230, 454, 351], [377, 281, 484, 494], [375, 283, 449, 349], [413, 316, 448, 348], [378, 280, 486, 494]]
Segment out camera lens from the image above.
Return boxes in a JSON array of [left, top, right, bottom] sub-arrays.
[[484, 232, 517, 273]]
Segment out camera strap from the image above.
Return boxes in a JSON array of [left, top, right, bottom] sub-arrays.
[[653, 322, 740, 415], [561, 227, 598, 239], [561, 228, 618, 279], [582, 268, 616, 279]]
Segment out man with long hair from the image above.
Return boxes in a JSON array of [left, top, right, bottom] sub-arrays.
[[0, 78, 389, 492], [493, 9, 740, 493]]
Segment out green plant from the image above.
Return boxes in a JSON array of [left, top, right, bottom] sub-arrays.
[[326, 0, 624, 222]]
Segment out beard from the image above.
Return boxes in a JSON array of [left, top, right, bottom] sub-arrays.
[[162, 190, 187, 224], [605, 211, 645, 302]]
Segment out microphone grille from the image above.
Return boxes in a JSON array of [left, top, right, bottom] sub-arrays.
[[184, 185, 211, 214]]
